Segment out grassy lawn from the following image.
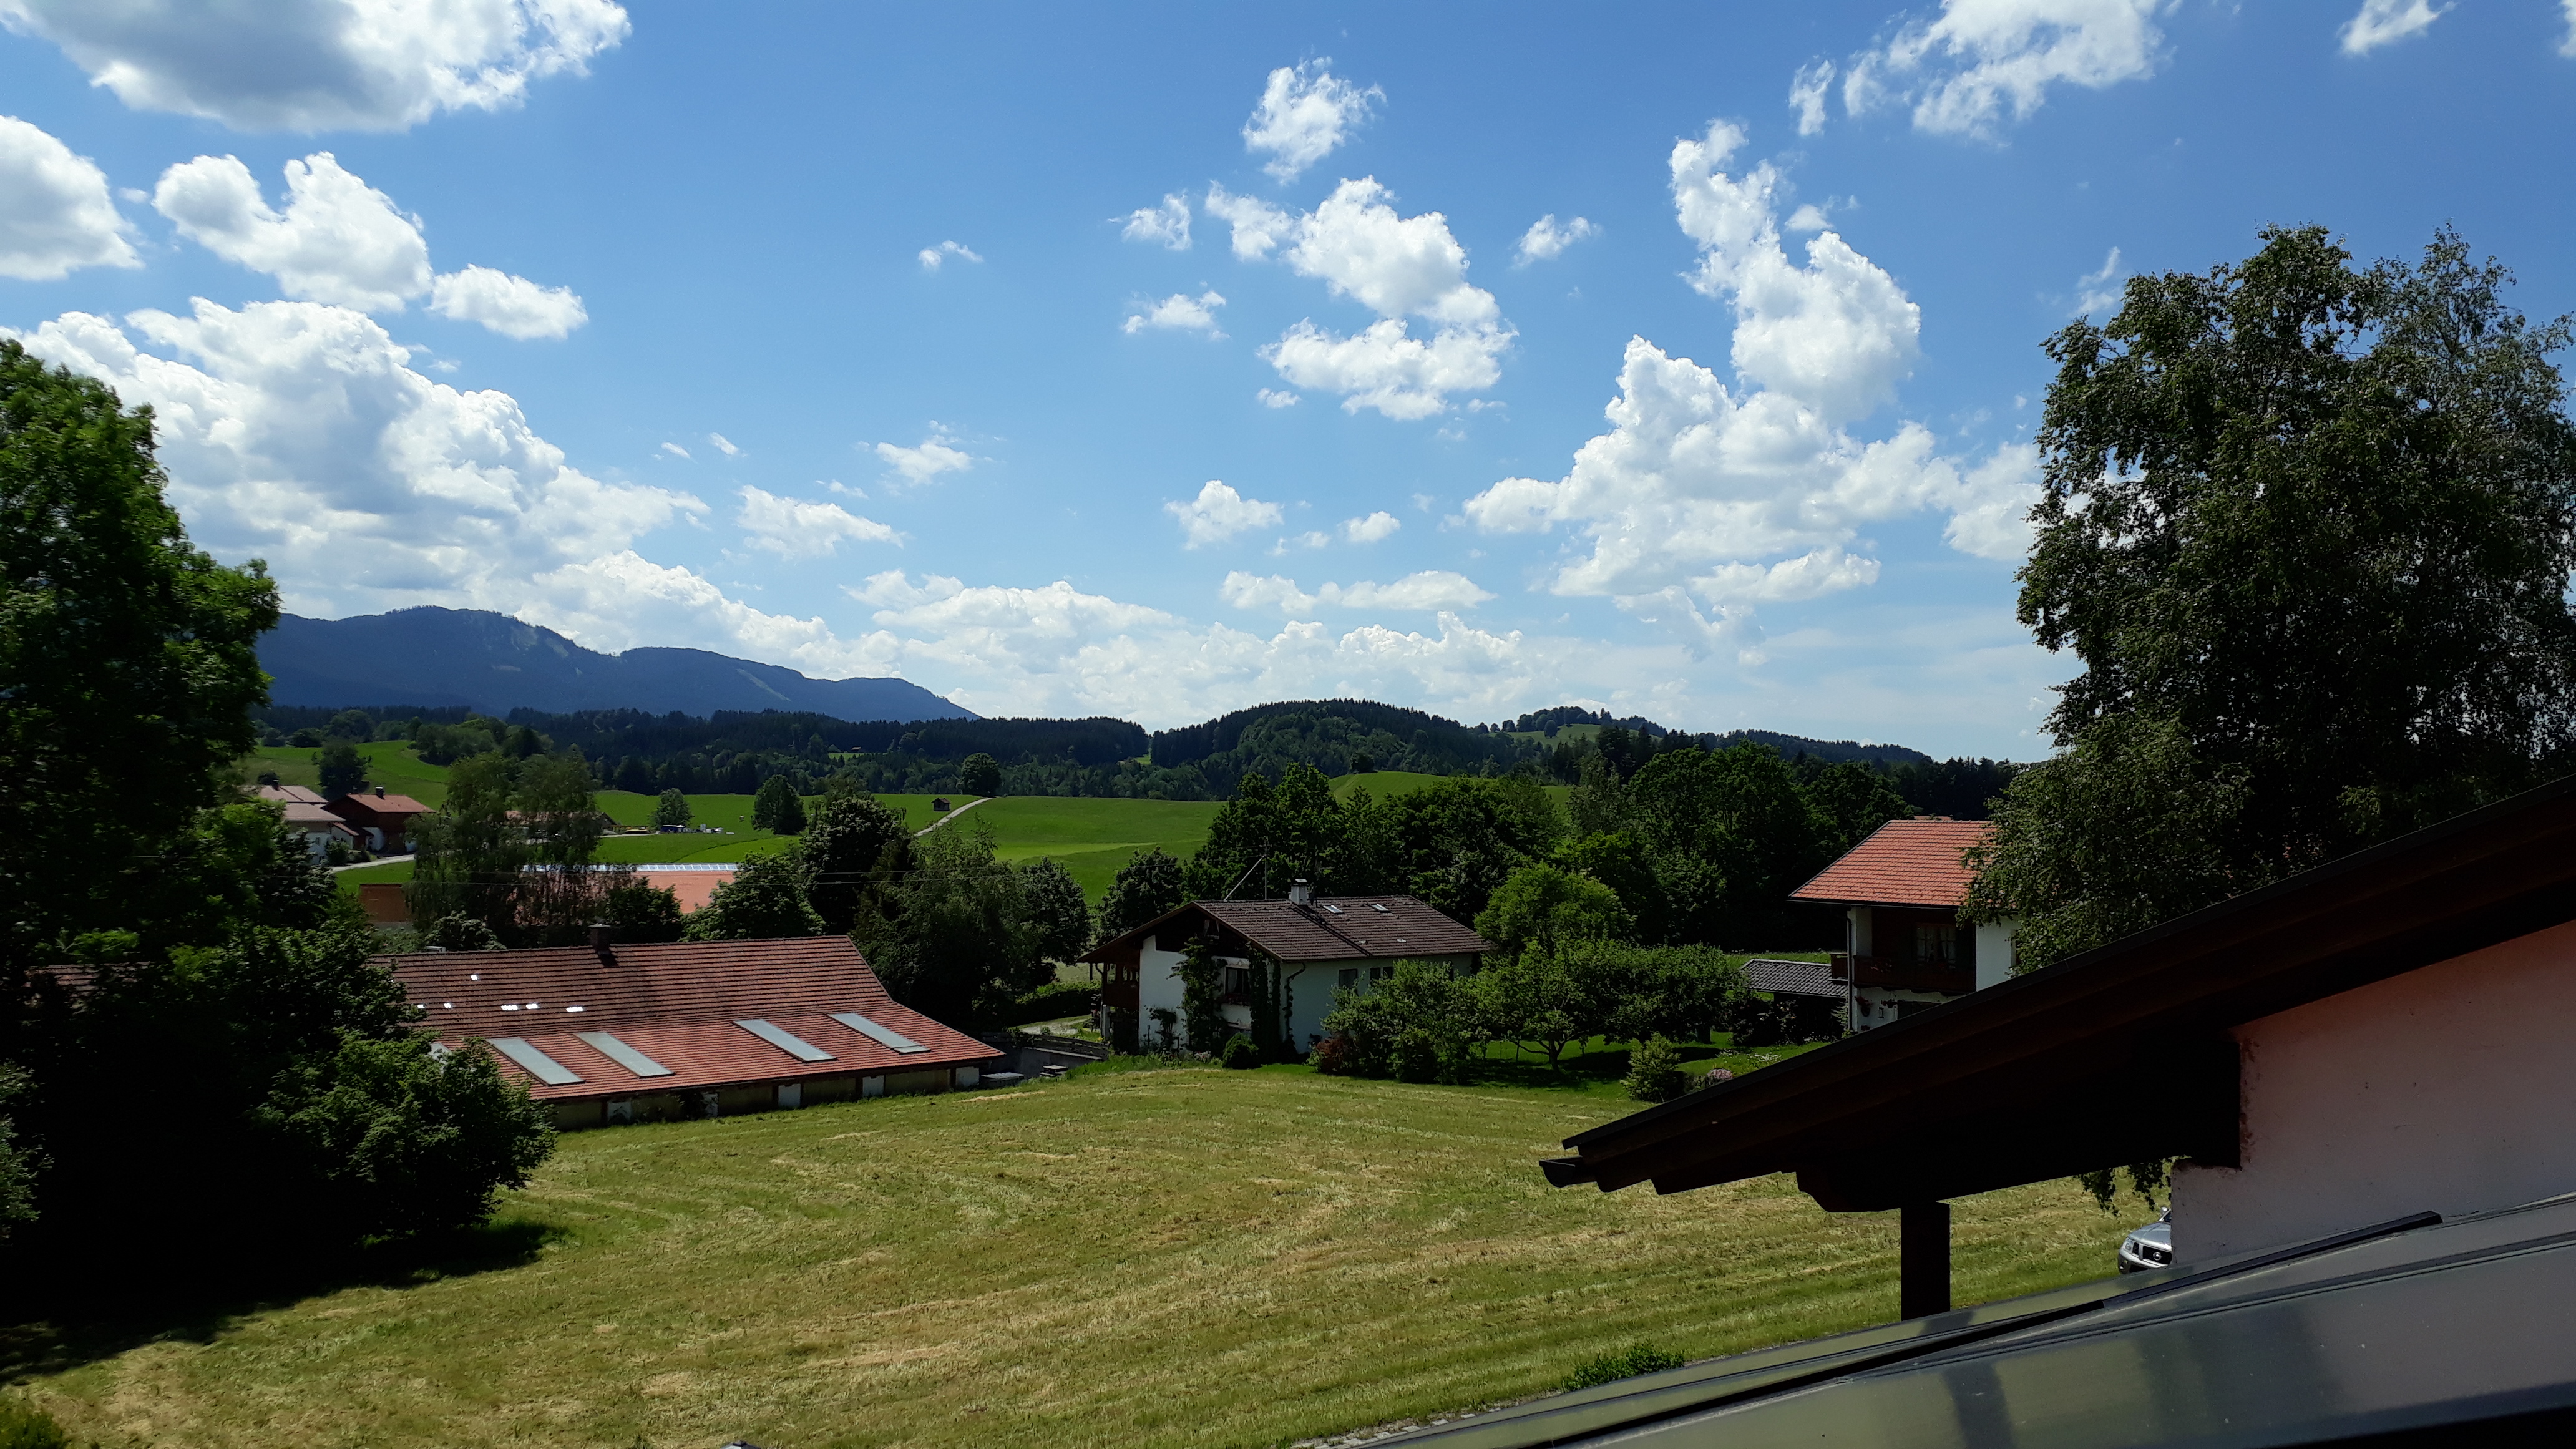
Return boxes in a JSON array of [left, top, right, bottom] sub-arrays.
[[7, 1066, 2141, 1449]]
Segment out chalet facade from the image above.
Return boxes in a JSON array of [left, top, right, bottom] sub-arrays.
[[384, 933, 997, 1129], [1083, 886, 1493, 1053], [1788, 817, 2015, 1032], [326, 785, 435, 853]]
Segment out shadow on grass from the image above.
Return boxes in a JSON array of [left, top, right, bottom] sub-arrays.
[[0, 1214, 564, 1383]]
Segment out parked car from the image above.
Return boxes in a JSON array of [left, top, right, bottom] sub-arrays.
[[2118, 1208, 2174, 1272]]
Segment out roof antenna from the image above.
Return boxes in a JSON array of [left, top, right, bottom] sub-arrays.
[[1224, 854, 1267, 900]]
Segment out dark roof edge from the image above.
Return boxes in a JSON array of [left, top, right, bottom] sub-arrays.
[[1566, 771, 2576, 1156]]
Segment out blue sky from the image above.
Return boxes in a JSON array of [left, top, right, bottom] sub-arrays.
[[3, 1, 2570, 754]]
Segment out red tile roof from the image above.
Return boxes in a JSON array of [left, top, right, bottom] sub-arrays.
[[253, 784, 328, 805], [1789, 819, 1993, 908], [328, 791, 434, 821], [1086, 895, 1493, 964], [381, 935, 995, 1101]]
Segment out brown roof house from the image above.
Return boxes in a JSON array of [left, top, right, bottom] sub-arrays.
[[1788, 818, 2013, 1034], [252, 784, 361, 859], [1083, 882, 1493, 1053], [326, 785, 435, 853], [384, 933, 999, 1131]]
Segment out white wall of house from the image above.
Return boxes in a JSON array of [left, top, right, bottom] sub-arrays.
[[1843, 905, 2018, 1032], [2173, 917, 2576, 1265], [1278, 954, 1474, 1051], [1973, 920, 2018, 988]]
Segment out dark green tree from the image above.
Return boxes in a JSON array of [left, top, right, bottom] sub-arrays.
[[599, 880, 686, 944], [652, 787, 691, 829], [1626, 744, 1826, 947], [314, 741, 369, 798], [1016, 857, 1091, 970], [683, 852, 824, 940], [407, 754, 527, 937], [859, 821, 1037, 1020], [796, 793, 912, 933], [1096, 845, 1189, 942], [0, 339, 278, 968], [1803, 761, 1915, 857], [513, 752, 613, 943], [1474, 862, 1630, 959], [958, 751, 1003, 796], [1974, 227, 2576, 969], [750, 774, 807, 835]]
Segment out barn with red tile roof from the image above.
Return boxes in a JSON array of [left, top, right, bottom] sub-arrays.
[[1788, 818, 2017, 1033], [383, 934, 998, 1129]]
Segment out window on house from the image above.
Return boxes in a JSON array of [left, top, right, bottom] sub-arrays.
[[1338, 968, 1359, 993], [1369, 965, 1392, 986], [1915, 922, 1958, 966]]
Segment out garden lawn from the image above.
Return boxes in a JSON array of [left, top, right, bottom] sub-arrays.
[[11, 1066, 2143, 1449]]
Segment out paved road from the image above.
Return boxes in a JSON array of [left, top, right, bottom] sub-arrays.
[[914, 796, 993, 836]]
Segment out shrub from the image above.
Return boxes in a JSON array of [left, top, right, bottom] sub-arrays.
[[1320, 960, 1475, 1084], [1219, 1032, 1262, 1069], [1308, 1033, 1355, 1075], [1623, 1035, 1690, 1102], [1564, 1343, 1686, 1392], [0, 1395, 69, 1449]]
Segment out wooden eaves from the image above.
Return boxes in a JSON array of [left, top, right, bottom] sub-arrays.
[[1543, 773, 2576, 1213]]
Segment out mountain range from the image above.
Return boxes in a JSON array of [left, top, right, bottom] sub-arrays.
[[260, 608, 973, 721]]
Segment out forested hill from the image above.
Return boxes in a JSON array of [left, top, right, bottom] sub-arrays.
[[260, 607, 971, 722], [256, 691, 2015, 814]]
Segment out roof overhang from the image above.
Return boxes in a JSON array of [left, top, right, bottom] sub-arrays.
[[1552, 774, 2576, 1209]]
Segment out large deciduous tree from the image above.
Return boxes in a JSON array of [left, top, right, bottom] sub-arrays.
[[1970, 227, 2576, 968], [0, 339, 279, 968]]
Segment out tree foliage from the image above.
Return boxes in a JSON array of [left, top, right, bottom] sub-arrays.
[[1474, 864, 1630, 959], [0, 339, 279, 969], [683, 852, 824, 941], [750, 774, 807, 835], [652, 787, 692, 828], [1096, 846, 1188, 942], [796, 793, 910, 934], [1973, 227, 2576, 968]]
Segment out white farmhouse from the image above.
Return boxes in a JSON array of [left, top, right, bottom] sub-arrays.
[[1788, 817, 2017, 1032], [1084, 882, 1494, 1054]]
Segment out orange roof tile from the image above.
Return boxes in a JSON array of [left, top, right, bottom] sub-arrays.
[[382, 935, 995, 1100], [1789, 819, 1993, 909]]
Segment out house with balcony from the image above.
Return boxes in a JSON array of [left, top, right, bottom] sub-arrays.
[[1787, 817, 2014, 1032], [325, 784, 436, 853], [1083, 883, 1493, 1054]]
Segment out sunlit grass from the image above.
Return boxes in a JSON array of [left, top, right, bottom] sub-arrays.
[[12, 1066, 2140, 1449]]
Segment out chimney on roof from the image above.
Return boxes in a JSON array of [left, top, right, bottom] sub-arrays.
[[587, 922, 614, 952], [374, 785, 386, 797], [1288, 879, 1312, 906]]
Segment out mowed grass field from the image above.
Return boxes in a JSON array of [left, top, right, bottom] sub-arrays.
[[971, 796, 1221, 898], [10, 1066, 2140, 1449]]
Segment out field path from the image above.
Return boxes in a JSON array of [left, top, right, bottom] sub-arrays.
[[914, 796, 992, 836]]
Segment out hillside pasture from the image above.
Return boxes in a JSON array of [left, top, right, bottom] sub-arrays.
[[964, 796, 1222, 898], [7, 1066, 2139, 1449], [239, 743, 452, 806]]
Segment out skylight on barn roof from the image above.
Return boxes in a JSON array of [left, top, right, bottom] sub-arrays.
[[736, 1018, 835, 1063], [833, 1011, 929, 1054]]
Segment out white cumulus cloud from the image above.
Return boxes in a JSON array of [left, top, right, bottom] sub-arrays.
[[1840, 0, 2167, 139], [658, 441, 688, 459], [154, 152, 429, 310], [734, 485, 899, 559], [1212, 177, 1513, 419], [1120, 193, 1191, 249], [1220, 569, 1493, 615], [2340, 0, 2446, 54], [1460, 120, 2032, 655], [918, 240, 982, 270], [1514, 213, 1597, 266], [1123, 290, 1226, 336], [1166, 479, 1282, 548], [706, 432, 739, 456], [1342, 510, 1400, 543], [427, 264, 586, 339], [0, 114, 139, 280], [1241, 60, 1380, 181], [1257, 388, 1300, 408], [871, 430, 973, 486], [7, 299, 696, 621], [153, 151, 584, 336], [0, 0, 630, 132]]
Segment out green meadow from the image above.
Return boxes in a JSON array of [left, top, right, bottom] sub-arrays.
[[6, 1064, 2142, 1449]]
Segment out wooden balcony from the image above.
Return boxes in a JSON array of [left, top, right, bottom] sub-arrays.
[[1832, 953, 1974, 996]]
